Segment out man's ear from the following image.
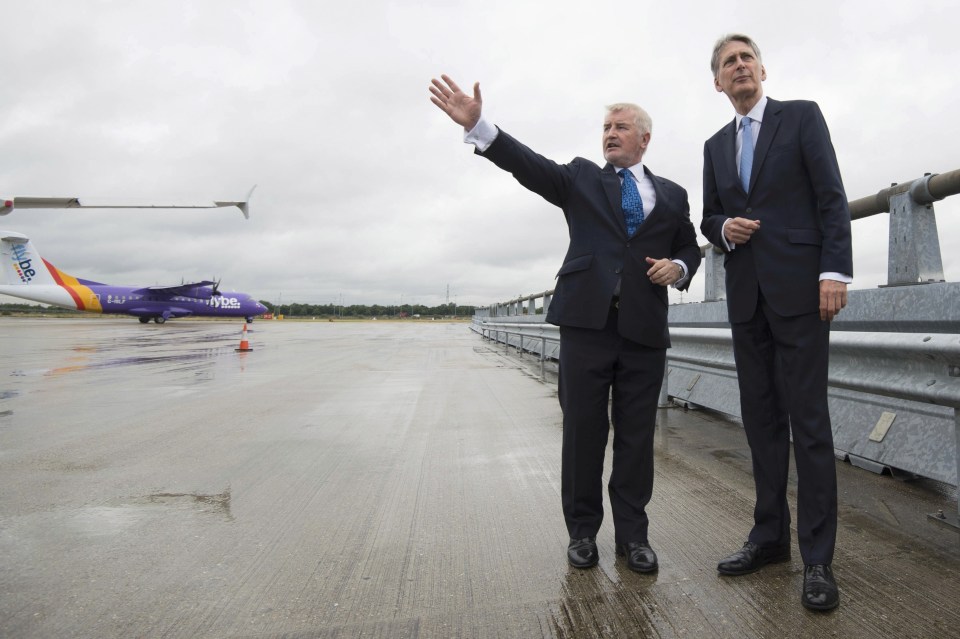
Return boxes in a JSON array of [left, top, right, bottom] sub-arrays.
[[714, 77, 724, 93], [760, 65, 767, 81]]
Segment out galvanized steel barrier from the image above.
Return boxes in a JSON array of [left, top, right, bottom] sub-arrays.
[[473, 169, 960, 530]]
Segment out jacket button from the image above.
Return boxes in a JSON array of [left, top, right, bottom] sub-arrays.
[[615, 267, 622, 274], [745, 208, 753, 214]]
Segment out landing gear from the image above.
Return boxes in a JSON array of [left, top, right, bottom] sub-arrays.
[[138, 317, 150, 324], [154, 317, 166, 324], [245, 316, 254, 323]]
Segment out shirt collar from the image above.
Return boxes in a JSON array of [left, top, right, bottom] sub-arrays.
[[618, 162, 646, 181], [735, 95, 768, 128]]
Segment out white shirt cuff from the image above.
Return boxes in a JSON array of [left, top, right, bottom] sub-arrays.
[[820, 272, 852, 284], [671, 260, 689, 289], [463, 117, 498, 152], [720, 218, 735, 251]]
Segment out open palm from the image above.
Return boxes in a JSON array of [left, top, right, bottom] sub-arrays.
[[429, 74, 482, 130]]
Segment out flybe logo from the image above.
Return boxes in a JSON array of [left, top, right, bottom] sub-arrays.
[[210, 296, 241, 309], [10, 243, 36, 283]]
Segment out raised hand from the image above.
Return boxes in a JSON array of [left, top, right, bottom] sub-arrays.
[[429, 74, 482, 130]]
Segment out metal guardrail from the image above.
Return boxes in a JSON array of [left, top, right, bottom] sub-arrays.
[[472, 169, 960, 529], [471, 319, 560, 380], [666, 328, 960, 484], [848, 168, 960, 219]]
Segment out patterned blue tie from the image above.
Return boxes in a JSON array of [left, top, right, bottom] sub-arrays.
[[739, 116, 754, 192], [619, 168, 645, 236]]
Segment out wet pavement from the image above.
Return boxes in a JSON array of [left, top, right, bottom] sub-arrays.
[[0, 318, 957, 638]]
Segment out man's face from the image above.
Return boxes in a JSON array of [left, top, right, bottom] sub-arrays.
[[714, 41, 766, 103], [602, 109, 649, 168]]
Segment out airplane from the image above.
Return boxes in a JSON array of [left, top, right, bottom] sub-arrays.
[[0, 230, 267, 323]]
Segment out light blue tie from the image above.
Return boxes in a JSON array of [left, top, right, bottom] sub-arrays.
[[619, 169, 645, 236], [739, 116, 754, 192]]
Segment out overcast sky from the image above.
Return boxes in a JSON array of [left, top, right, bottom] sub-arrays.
[[1, 0, 957, 308]]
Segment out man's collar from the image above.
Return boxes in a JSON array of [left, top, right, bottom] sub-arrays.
[[736, 95, 768, 127], [616, 162, 646, 179]]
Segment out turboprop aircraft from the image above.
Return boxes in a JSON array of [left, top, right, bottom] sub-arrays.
[[0, 230, 267, 323]]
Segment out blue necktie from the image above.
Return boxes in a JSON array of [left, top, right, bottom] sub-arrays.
[[739, 116, 754, 192], [619, 169, 645, 236]]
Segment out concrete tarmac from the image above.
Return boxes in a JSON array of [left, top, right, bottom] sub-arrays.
[[0, 318, 957, 638]]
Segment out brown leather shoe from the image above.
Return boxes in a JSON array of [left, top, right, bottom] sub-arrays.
[[717, 541, 790, 575], [567, 537, 598, 569], [802, 564, 839, 611], [616, 541, 658, 573]]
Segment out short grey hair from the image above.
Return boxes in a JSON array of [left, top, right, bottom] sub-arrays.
[[605, 102, 652, 135], [710, 34, 762, 77]]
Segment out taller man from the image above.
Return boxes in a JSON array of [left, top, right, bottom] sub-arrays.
[[430, 75, 700, 572], [700, 35, 853, 611]]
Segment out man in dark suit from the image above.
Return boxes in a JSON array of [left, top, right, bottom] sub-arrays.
[[700, 35, 853, 611], [430, 75, 701, 573]]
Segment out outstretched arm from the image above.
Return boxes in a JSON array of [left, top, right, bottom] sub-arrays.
[[429, 74, 482, 130]]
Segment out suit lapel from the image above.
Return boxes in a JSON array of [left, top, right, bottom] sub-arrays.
[[720, 119, 740, 193], [749, 98, 781, 193], [645, 166, 666, 219]]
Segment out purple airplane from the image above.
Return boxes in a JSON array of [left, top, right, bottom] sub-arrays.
[[1, 230, 267, 323]]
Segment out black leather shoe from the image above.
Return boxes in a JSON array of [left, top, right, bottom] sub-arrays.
[[802, 564, 839, 611], [616, 541, 658, 573], [567, 537, 598, 569], [717, 541, 791, 575]]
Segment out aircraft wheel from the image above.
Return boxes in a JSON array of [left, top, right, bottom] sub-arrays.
[[138, 317, 150, 324], [245, 317, 254, 323], [154, 317, 166, 324]]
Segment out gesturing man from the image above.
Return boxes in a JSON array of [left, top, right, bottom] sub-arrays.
[[430, 75, 700, 573], [700, 35, 853, 610]]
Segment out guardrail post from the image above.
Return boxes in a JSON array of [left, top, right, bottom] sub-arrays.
[[543, 291, 552, 316], [887, 176, 946, 286], [540, 336, 546, 380], [703, 244, 727, 302]]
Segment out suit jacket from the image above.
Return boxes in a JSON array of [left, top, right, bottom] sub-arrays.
[[479, 128, 701, 349], [700, 98, 853, 323]]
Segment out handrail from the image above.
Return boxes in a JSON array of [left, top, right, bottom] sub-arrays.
[[849, 169, 960, 220]]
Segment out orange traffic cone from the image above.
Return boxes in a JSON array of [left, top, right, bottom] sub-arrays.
[[235, 322, 253, 352]]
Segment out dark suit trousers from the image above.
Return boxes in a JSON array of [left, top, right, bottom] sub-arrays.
[[731, 294, 837, 565], [558, 306, 666, 544]]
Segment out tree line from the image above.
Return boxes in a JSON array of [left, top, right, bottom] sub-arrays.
[[258, 301, 476, 318]]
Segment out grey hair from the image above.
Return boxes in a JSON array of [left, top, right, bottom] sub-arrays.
[[710, 34, 762, 77], [605, 102, 652, 135]]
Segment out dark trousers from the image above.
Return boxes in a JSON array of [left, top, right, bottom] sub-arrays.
[[731, 294, 837, 565], [558, 307, 666, 544]]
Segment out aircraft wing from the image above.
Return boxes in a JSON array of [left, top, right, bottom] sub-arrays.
[[131, 281, 219, 298], [0, 185, 256, 219]]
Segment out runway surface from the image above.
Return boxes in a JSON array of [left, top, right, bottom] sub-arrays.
[[0, 318, 957, 638]]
